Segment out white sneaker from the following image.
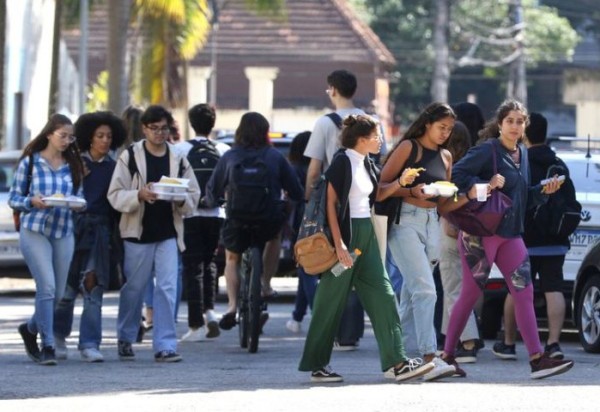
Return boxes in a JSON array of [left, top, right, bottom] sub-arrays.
[[55, 335, 68, 360], [384, 367, 395, 379], [180, 327, 207, 342], [80, 348, 104, 363], [286, 319, 301, 334], [205, 310, 220, 339], [422, 357, 456, 382]]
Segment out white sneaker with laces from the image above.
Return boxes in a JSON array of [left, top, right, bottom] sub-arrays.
[[286, 319, 301, 333], [80, 348, 104, 363], [422, 357, 456, 382], [55, 335, 68, 360], [181, 327, 207, 342]]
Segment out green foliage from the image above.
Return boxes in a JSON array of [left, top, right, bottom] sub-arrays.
[[86, 70, 109, 112]]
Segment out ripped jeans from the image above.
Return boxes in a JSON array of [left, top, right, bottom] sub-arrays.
[[444, 233, 543, 357]]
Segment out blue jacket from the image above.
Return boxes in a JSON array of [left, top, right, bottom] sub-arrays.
[[452, 139, 547, 238]]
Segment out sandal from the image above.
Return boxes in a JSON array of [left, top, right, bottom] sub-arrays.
[[218, 312, 237, 330]]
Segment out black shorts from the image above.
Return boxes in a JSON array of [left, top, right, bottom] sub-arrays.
[[529, 255, 565, 293], [221, 218, 283, 254]]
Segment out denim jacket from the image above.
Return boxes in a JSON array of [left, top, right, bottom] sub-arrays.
[[452, 139, 547, 238]]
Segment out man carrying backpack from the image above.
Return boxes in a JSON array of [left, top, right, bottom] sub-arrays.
[[204, 112, 303, 331], [173, 104, 230, 341], [493, 112, 581, 361]]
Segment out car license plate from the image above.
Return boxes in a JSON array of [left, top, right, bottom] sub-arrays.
[[567, 229, 600, 261], [0, 244, 21, 254]]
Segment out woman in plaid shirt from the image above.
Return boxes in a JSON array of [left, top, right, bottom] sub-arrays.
[[9, 113, 84, 365]]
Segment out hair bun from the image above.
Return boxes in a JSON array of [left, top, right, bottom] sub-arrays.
[[343, 115, 358, 127]]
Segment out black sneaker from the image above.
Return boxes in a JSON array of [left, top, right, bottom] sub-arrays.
[[219, 312, 237, 330], [544, 342, 564, 360], [39, 346, 57, 366], [492, 341, 517, 360], [455, 343, 477, 364], [118, 340, 135, 361], [394, 358, 435, 382], [18, 323, 40, 362], [443, 355, 467, 378], [154, 350, 182, 363], [311, 365, 343, 383], [530, 352, 573, 379]]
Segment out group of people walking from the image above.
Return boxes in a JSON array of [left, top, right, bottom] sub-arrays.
[[8, 68, 575, 384]]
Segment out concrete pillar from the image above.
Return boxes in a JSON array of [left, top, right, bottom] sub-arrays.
[[575, 101, 600, 138], [244, 67, 279, 121], [188, 66, 212, 105]]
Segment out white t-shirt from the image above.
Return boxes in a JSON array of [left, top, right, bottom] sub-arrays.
[[173, 136, 230, 218], [346, 148, 372, 218]]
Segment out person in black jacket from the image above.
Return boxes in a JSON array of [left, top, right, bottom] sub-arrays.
[[493, 112, 576, 361], [298, 114, 435, 383]]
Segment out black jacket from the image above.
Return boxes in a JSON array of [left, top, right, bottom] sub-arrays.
[[325, 149, 378, 246]]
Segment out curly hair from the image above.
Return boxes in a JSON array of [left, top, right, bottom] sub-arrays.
[[74, 111, 127, 152]]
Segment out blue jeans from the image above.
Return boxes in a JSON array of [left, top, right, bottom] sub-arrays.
[[118, 239, 179, 353], [54, 281, 104, 349], [388, 203, 440, 356], [291, 267, 318, 322], [144, 252, 182, 322], [20, 229, 74, 348]]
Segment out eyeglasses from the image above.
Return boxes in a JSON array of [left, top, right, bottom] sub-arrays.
[[53, 133, 76, 144], [146, 125, 171, 134]]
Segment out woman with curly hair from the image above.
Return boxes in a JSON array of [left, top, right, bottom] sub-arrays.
[[53, 111, 126, 363], [10, 114, 85, 365]]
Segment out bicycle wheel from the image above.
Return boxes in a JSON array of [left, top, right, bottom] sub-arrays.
[[238, 250, 251, 348], [248, 246, 263, 353]]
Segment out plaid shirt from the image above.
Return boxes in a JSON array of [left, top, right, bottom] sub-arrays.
[[9, 152, 83, 239]]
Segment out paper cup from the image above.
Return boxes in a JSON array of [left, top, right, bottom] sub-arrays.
[[475, 183, 488, 202]]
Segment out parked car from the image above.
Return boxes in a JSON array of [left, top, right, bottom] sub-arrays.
[[0, 150, 24, 269], [478, 141, 600, 340], [571, 239, 600, 353]]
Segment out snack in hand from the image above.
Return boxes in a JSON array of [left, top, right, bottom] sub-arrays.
[[405, 167, 426, 177]]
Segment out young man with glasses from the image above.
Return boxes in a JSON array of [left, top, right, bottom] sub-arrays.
[[108, 105, 200, 362]]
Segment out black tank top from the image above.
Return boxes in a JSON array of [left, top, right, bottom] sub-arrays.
[[411, 145, 446, 186]]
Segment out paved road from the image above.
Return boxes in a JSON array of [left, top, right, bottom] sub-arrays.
[[0, 282, 599, 411]]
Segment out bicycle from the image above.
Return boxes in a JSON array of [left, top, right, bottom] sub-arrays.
[[237, 230, 267, 353]]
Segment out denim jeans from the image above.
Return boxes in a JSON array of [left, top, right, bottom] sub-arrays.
[[291, 267, 318, 322], [388, 203, 440, 356], [118, 238, 179, 353], [20, 229, 74, 348], [144, 252, 182, 322]]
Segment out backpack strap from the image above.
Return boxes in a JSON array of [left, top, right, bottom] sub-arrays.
[[326, 112, 343, 130], [23, 155, 34, 196], [127, 145, 138, 177]]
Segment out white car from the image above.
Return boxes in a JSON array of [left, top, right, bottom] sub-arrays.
[[479, 144, 600, 340], [0, 150, 25, 267]]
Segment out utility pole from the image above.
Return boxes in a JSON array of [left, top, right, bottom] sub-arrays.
[[508, 0, 527, 105], [209, 0, 220, 106]]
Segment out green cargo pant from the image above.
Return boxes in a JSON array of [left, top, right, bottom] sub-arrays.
[[298, 218, 407, 372]]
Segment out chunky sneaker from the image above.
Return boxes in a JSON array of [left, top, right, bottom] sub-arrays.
[[530, 353, 573, 379], [492, 341, 517, 360], [394, 358, 435, 382], [333, 340, 359, 351], [205, 310, 220, 339], [422, 357, 456, 382], [154, 350, 182, 363], [80, 348, 104, 363], [442, 355, 467, 378], [286, 319, 301, 334], [180, 327, 207, 342], [118, 340, 135, 361], [544, 342, 564, 360], [219, 312, 237, 330], [18, 323, 40, 362], [455, 343, 477, 364], [55, 335, 68, 360], [311, 365, 343, 383], [39, 346, 57, 366]]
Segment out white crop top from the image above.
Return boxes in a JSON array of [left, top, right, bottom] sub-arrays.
[[346, 149, 373, 218]]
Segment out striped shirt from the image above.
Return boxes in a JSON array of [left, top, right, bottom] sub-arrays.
[[9, 152, 82, 239]]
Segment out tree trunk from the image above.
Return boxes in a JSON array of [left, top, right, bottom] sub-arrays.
[[507, 0, 527, 105], [430, 0, 450, 103], [0, 0, 6, 145], [108, 0, 131, 114], [48, 0, 62, 116]]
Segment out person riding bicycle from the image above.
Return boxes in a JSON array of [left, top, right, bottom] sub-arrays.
[[203, 112, 304, 331]]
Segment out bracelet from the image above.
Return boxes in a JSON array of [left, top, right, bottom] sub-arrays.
[[409, 187, 414, 197], [397, 176, 404, 187], [466, 192, 473, 200]]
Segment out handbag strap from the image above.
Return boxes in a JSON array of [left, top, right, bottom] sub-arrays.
[[491, 140, 498, 175]]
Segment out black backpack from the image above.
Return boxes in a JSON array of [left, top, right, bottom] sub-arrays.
[[226, 148, 272, 221], [530, 158, 582, 238], [187, 139, 221, 207]]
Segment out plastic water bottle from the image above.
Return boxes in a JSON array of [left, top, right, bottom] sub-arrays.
[[331, 249, 362, 277]]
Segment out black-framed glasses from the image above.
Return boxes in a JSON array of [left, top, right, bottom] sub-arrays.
[[146, 125, 170, 134]]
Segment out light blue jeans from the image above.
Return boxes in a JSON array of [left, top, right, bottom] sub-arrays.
[[118, 238, 179, 353], [20, 229, 74, 348], [388, 203, 440, 356]]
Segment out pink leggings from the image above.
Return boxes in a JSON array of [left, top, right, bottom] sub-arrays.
[[444, 234, 543, 357]]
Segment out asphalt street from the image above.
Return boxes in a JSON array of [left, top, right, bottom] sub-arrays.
[[0, 277, 599, 412]]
